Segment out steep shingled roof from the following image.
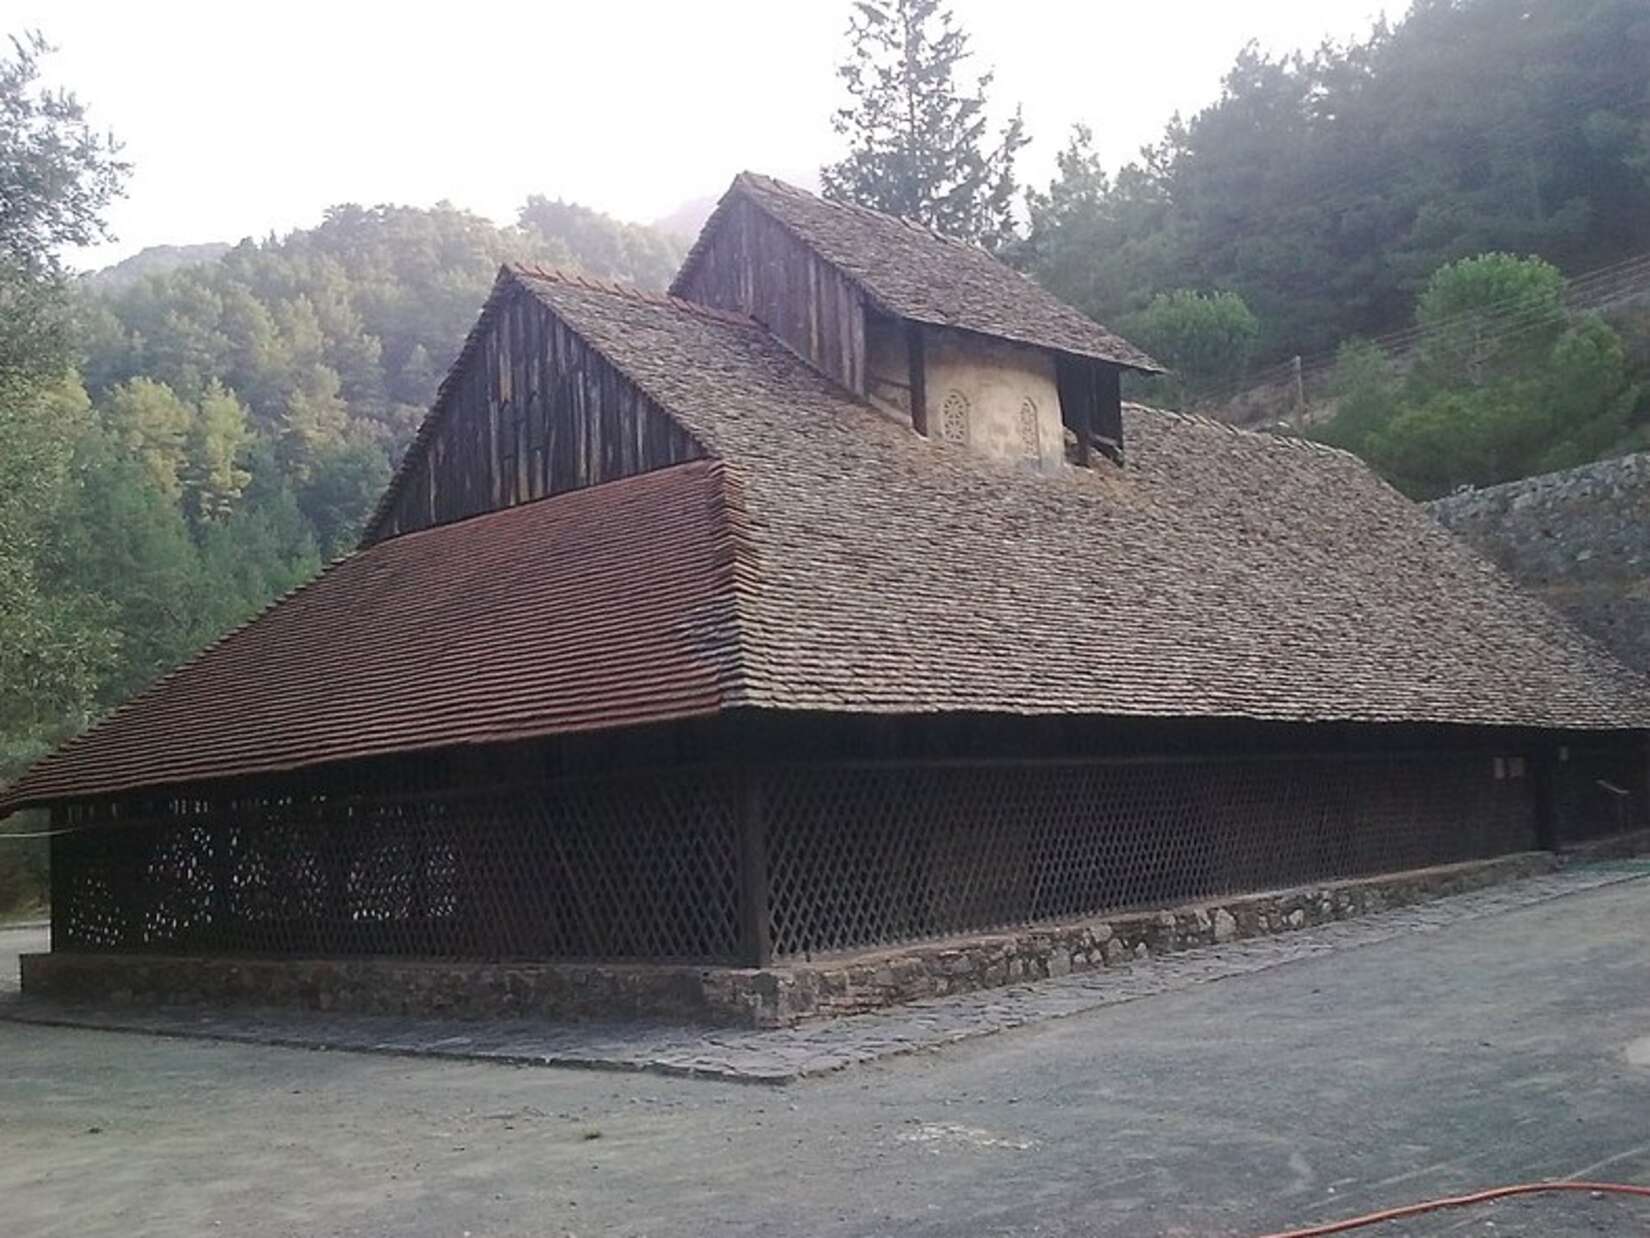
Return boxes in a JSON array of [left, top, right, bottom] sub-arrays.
[[521, 271, 1648, 730], [672, 173, 1164, 373], [5, 270, 1646, 813]]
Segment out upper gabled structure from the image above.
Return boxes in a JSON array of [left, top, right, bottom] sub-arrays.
[[673, 172, 1161, 466], [672, 172, 1160, 371]]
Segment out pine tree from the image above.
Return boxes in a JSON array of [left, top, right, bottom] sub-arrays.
[[184, 380, 253, 523], [820, 0, 1027, 251]]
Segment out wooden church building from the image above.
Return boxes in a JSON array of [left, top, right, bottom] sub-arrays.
[[5, 173, 1647, 1022]]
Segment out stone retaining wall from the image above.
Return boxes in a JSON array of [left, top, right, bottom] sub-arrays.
[[1427, 452, 1650, 670], [18, 849, 1584, 1027]]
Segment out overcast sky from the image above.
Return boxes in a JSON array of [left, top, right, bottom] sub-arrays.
[[22, 0, 1392, 270]]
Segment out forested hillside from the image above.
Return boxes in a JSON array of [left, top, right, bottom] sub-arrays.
[[1017, 0, 1650, 360], [77, 198, 684, 532]]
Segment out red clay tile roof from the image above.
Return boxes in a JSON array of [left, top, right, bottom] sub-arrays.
[[0, 459, 755, 813], [672, 173, 1163, 373], [6, 269, 1647, 814]]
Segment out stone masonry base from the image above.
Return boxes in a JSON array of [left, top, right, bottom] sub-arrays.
[[21, 844, 1640, 1029]]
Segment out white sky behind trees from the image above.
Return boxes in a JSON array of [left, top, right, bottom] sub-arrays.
[[21, 0, 1390, 270]]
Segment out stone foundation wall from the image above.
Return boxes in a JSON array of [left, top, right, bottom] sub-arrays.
[[18, 849, 1588, 1028], [748, 850, 1562, 1024]]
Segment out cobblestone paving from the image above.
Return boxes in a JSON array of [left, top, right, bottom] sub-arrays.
[[2, 862, 1645, 1084]]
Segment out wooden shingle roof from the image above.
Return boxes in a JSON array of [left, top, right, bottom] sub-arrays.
[[672, 173, 1164, 373], [525, 271, 1648, 730]]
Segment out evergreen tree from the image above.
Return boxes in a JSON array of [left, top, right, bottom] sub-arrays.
[[820, 0, 1027, 250], [0, 376, 115, 773], [0, 32, 126, 778], [1122, 289, 1260, 409], [0, 31, 127, 393], [1316, 253, 1647, 497], [102, 376, 193, 499], [1019, 0, 1650, 359], [184, 380, 253, 523]]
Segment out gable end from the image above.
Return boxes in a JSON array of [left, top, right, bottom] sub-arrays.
[[671, 193, 869, 397], [364, 270, 706, 545]]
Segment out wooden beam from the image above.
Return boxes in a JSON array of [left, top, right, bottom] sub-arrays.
[[1094, 365, 1124, 464], [906, 321, 928, 436], [1055, 353, 1092, 466]]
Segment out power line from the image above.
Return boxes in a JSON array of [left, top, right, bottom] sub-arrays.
[[1198, 248, 1650, 411]]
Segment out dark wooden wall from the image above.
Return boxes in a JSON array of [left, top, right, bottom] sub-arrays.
[[1056, 354, 1125, 466], [365, 288, 703, 543], [674, 196, 869, 396]]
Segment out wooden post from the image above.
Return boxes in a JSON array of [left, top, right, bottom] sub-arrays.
[[1055, 354, 1092, 467], [47, 805, 66, 952], [208, 800, 234, 950], [1636, 736, 1650, 835], [738, 770, 772, 967], [1531, 746, 1557, 851], [1291, 354, 1306, 430], [1074, 368, 1093, 468], [1095, 365, 1123, 463], [906, 321, 928, 437]]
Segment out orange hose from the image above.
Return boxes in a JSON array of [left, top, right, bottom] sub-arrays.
[[1262, 1180, 1650, 1237]]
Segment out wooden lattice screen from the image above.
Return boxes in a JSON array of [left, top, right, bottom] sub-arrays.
[[53, 769, 744, 962], [47, 743, 1641, 965], [762, 753, 1539, 958]]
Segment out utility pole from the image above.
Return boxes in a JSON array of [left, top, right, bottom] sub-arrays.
[[1291, 354, 1305, 430]]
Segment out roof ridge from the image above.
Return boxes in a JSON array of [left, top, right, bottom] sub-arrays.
[[699, 459, 766, 708], [738, 171, 987, 257], [509, 262, 756, 328], [1124, 403, 1361, 462]]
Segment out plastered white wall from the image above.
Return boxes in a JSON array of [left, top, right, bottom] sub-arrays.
[[922, 328, 1064, 470]]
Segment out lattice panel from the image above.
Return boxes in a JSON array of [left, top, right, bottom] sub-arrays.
[[49, 743, 1641, 967], [764, 754, 1539, 958], [52, 770, 743, 962]]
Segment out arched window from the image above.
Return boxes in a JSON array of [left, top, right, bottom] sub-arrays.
[[1018, 397, 1041, 459], [940, 390, 970, 444]]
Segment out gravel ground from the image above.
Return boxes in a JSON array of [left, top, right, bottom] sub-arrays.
[[2, 878, 1649, 1237]]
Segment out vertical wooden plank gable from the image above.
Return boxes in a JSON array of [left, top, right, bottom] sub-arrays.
[[675, 194, 870, 398], [367, 288, 707, 542]]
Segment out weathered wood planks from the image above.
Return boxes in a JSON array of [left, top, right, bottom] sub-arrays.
[[674, 197, 869, 397], [369, 288, 703, 541]]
